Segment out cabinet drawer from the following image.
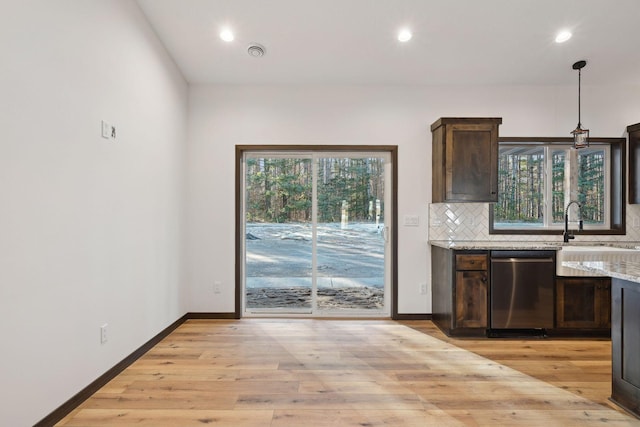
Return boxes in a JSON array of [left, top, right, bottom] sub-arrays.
[[456, 254, 487, 270]]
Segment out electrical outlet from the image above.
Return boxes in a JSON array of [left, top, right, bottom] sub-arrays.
[[419, 282, 428, 295], [100, 324, 108, 344], [213, 281, 221, 294]]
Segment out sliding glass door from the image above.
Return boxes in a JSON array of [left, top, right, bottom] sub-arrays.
[[241, 150, 392, 317], [244, 156, 314, 312]]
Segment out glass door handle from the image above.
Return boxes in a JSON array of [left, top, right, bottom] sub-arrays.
[[382, 226, 389, 242]]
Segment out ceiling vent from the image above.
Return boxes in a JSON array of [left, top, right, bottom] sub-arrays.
[[247, 43, 266, 58]]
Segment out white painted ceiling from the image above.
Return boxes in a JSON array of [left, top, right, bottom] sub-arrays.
[[136, 0, 640, 86]]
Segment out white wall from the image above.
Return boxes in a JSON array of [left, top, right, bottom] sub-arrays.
[[186, 84, 640, 315], [0, 1, 188, 425], [2, 3, 639, 423]]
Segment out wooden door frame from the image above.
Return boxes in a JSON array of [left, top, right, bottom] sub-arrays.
[[235, 145, 398, 319]]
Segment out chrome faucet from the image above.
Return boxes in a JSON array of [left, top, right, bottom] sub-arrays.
[[563, 200, 583, 243]]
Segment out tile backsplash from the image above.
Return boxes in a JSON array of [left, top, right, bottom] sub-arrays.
[[429, 203, 640, 242]]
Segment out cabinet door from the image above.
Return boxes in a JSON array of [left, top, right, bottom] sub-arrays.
[[445, 123, 498, 202], [597, 280, 612, 327], [455, 270, 488, 328], [556, 277, 611, 329], [611, 278, 640, 417], [628, 123, 640, 204]]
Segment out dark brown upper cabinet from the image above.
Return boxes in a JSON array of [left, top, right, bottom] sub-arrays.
[[628, 122, 640, 204], [431, 117, 502, 203]]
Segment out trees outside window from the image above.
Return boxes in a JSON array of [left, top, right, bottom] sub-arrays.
[[245, 157, 385, 224], [491, 138, 620, 233]]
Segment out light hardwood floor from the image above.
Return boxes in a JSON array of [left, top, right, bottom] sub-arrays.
[[57, 319, 640, 426]]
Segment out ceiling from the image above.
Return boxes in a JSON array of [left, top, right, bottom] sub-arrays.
[[136, 0, 640, 86]]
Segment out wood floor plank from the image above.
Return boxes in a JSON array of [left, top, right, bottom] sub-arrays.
[[58, 409, 274, 427], [81, 391, 238, 410], [234, 392, 425, 410], [122, 379, 300, 394], [55, 319, 640, 426], [297, 380, 414, 394], [270, 409, 465, 427], [129, 358, 281, 370], [446, 409, 638, 427]]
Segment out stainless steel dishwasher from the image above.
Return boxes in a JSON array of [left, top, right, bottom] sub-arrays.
[[490, 250, 555, 335]]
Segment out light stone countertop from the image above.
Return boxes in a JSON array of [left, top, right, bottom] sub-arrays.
[[428, 241, 562, 250], [429, 240, 640, 278], [429, 240, 640, 251], [562, 260, 640, 284]]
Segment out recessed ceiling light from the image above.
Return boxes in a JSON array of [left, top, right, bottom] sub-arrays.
[[555, 30, 572, 43], [220, 28, 234, 42], [398, 29, 412, 42]]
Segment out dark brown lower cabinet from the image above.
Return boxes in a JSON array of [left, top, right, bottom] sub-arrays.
[[431, 247, 488, 337], [555, 277, 611, 331], [432, 247, 616, 339], [454, 264, 488, 329], [611, 277, 640, 418]]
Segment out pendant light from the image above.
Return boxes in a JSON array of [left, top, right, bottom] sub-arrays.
[[571, 60, 589, 149]]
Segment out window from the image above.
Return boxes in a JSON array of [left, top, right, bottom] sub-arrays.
[[490, 137, 625, 235]]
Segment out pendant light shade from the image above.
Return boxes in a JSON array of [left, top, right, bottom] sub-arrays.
[[571, 60, 589, 149]]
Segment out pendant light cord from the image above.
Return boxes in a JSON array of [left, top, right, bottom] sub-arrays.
[[577, 68, 582, 128]]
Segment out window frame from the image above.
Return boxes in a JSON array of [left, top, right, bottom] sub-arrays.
[[235, 145, 399, 319], [489, 137, 625, 236]]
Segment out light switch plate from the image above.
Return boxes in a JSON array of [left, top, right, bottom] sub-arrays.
[[101, 120, 110, 139], [100, 324, 108, 344], [403, 215, 419, 226]]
